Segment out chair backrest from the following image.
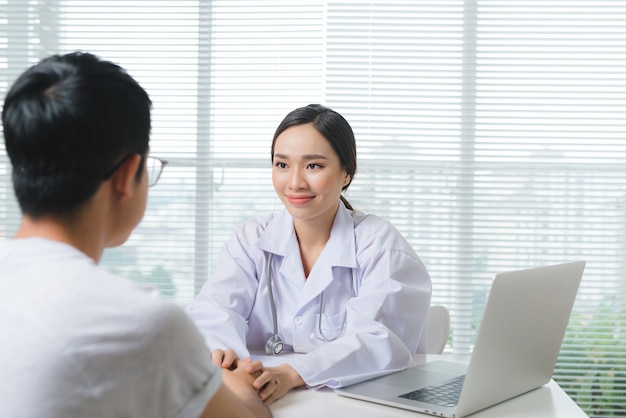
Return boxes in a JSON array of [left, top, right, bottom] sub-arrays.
[[426, 305, 450, 354]]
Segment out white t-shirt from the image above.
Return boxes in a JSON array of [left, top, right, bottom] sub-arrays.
[[0, 238, 221, 418]]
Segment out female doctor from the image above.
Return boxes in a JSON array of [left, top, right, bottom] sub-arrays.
[[187, 104, 432, 405]]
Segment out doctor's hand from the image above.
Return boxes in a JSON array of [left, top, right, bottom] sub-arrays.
[[212, 348, 241, 370], [249, 362, 306, 405]]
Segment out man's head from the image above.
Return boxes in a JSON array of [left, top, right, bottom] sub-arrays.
[[2, 51, 152, 219]]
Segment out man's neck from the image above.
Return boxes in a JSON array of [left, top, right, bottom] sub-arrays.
[[14, 215, 106, 263]]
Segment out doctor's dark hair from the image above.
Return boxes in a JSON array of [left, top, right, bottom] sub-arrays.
[[271, 104, 357, 210], [2, 51, 152, 219]]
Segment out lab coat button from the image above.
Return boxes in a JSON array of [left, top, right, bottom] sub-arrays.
[[294, 316, 303, 325]]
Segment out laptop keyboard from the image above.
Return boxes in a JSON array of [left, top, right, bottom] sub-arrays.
[[398, 375, 465, 407]]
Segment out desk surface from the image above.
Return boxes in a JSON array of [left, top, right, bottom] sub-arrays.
[[266, 354, 588, 418]]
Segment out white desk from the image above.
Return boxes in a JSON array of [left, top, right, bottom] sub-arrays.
[[265, 354, 588, 418]]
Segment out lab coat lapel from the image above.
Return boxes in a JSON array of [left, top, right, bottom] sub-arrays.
[[297, 249, 333, 308], [327, 204, 358, 271], [296, 205, 358, 308], [256, 210, 306, 287]]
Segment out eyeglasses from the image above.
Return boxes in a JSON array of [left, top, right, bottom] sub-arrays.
[[145, 156, 168, 187], [102, 154, 168, 188]]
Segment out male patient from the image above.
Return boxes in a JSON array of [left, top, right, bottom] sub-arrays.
[[0, 52, 271, 418]]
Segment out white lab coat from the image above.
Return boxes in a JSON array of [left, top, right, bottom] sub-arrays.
[[187, 204, 431, 388]]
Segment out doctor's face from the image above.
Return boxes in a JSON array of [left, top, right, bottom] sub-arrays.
[[272, 123, 350, 227]]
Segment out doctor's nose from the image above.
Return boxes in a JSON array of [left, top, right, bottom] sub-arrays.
[[289, 168, 308, 190]]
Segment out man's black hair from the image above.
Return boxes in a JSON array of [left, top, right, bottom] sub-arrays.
[[2, 51, 152, 218]]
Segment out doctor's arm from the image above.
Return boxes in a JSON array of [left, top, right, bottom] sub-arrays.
[[288, 247, 432, 388], [186, 235, 260, 363]]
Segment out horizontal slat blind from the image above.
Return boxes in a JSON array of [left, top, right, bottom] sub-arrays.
[[323, 3, 626, 415], [59, 1, 205, 301], [473, 3, 626, 416], [0, 1, 624, 416]]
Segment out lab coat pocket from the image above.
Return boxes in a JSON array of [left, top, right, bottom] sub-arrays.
[[314, 311, 347, 341]]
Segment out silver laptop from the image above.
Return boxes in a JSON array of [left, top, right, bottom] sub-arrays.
[[335, 260, 585, 418]]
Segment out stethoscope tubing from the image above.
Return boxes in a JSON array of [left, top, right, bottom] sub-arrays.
[[265, 252, 354, 354], [266, 252, 280, 341]]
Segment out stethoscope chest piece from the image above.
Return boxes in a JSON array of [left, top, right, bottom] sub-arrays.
[[265, 334, 284, 355]]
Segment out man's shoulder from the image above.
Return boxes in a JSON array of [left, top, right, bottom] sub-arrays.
[[0, 283, 215, 418], [0, 241, 216, 418], [0, 238, 195, 350]]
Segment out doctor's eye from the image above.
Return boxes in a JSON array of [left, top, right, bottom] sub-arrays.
[[307, 163, 323, 169], [274, 162, 287, 169]]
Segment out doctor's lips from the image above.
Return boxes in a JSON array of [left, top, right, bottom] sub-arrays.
[[286, 194, 315, 205]]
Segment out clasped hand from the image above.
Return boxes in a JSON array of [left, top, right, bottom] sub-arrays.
[[212, 348, 304, 405]]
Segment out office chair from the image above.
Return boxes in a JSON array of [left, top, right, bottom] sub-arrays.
[[426, 305, 450, 354]]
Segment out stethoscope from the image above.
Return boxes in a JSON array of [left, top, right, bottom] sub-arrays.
[[265, 253, 354, 355]]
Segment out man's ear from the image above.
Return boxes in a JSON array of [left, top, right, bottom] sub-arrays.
[[111, 154, 143, 198]]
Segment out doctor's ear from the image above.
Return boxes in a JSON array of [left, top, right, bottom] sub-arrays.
[[343, 173, 351, 187]]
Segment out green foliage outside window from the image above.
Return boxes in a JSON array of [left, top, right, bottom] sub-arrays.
[[127, 266, 177, 299], [556, 298, 626, 417]]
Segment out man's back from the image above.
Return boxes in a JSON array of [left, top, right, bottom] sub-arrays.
[[1, 51, 272, 418], [0, 238, 221, 418]]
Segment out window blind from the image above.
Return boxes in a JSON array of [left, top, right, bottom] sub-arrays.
[[0, 1, 624, 416]]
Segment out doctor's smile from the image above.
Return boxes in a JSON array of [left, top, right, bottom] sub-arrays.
[[285, 195, 315, 205]]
